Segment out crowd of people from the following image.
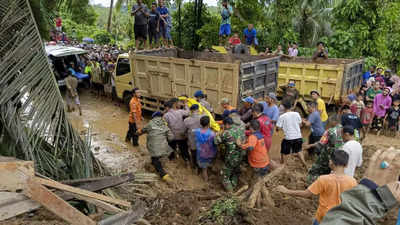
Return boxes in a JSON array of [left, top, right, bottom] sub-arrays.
[[125, 70, 400, 224], [131, 0, 173, 50]]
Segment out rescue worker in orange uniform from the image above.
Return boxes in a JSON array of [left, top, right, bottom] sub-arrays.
[[125, 88, 142, 146]]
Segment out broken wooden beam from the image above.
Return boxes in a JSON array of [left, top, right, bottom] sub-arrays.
[[70, 193, 123, 214], [25, 178, 96, 225], [0, 192, 40, 221], [61, 173, 135, 187], [36, 177, 131, 208]]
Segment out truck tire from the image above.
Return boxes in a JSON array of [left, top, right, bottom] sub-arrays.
[[123, 92, 132, 112]]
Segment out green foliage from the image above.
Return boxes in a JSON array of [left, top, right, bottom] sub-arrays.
[[94, 30, 114, 45], [171, 1, 214, 50], [201, 198, 239, 225], [197, 15, 220, 49]]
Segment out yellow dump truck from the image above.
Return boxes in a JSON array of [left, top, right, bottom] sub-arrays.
[[113, 49, 280, 114], [278, 57, 364, 113]]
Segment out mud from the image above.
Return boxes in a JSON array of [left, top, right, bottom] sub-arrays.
[[3, 89, 399, 225]]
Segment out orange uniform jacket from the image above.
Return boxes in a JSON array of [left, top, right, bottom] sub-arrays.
[[241, 132, 270, 168], [129, 97, 142, 124]]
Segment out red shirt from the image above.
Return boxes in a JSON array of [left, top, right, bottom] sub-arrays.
[[229, 37, 241, 45], [256, 115, 273, 150], [56, 18, 62, 27], [361, 107, 374, 124]]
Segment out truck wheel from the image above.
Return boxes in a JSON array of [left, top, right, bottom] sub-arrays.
[[123, 92, 132, 111]]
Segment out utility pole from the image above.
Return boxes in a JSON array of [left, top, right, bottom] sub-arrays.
[[107, 0, 114, 33]]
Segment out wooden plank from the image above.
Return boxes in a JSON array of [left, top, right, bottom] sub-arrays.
[[70, 193, 123, 214], [25, 178, 96, 225], [61, 173, 134, 186], [36, 177, 131, 208], [0, 161, 34, 192], [0, 192, 40, 221]]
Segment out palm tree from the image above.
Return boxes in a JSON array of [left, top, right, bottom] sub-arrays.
[[292, 0, 336, 47], [107, 0, 115, 32], [2, 0, 96, 180]]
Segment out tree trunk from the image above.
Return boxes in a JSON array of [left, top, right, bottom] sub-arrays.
[[107, 0, 114, 33]]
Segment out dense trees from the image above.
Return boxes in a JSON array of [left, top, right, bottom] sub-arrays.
[[31, 0, 400, 71]]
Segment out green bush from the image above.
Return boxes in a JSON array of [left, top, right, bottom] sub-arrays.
[[93, 30, 114, 45]]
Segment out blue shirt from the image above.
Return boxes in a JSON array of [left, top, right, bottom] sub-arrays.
[[157, 6, 169, 25], [244, 28, 256, 45], [308, 111, 325, 136], [363, 71, 375, 83], [260, 102, 279, 122]]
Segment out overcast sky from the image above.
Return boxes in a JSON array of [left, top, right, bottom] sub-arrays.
[[90, 0, 218, 7]]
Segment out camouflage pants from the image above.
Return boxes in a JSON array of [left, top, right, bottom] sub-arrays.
[[222, 151, 242, 191]]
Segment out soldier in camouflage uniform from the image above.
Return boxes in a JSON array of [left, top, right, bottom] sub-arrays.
[[305, 115, 344, 184], [215, 117, 244, 192]]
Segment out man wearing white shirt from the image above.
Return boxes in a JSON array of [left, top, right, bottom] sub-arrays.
[[276, 100, 307, 167], [341, 125, 363, 177]]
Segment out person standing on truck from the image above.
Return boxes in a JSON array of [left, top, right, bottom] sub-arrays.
[[194, 90, 214, 114], [219, 0, 233, 46], [288, 43, 299, 57], [126, 88, 142, 146], [239, 96, 254, 124], [148, 2, 160, 49], [157, 0, 169, 48], [131, 0, 150, 50], [243, 24, 258, 46], [65, 71, 82, 116], [55, 15, 62, 33], [163, 99, 191, 164], [311, 90, 329, 128], [372, 87, 392, 135], [183, 104, 202, 170], [363, 65, 376, 83], [277, 150, 357, 225], [312, 42, 328, 61], [302, 102, 325, 157]]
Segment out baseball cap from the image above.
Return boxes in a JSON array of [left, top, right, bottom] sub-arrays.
[[310, 90, 320, 96], [343, 126, 354, 135], [268, 92, 277, 101], [242, 96, 254, 104], [194, 90, 203, 98], [190, 104, 199, 111], [219, 98, 230, 105]]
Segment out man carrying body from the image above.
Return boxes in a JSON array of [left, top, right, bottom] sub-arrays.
[[215, 117, 244, 192], [65, 71, 82, 115], [163, 99, 190, 163], [219, 0, 233, 46], [194, 90, 213, 114], [183, 104, 202, 169], [126, 88, 142, 146], [277, 150, 357, 225], [252, 103, 273, 151], [239, 96, 254, 124], [131, 0, 149, 50], [220, 98, 235, 119]]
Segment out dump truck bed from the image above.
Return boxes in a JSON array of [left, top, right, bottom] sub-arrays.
[[278, 57, 364, 103], [129, 49, 280, 114]]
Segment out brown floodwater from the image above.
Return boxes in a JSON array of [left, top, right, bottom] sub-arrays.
[[66, 90, 147, 174]]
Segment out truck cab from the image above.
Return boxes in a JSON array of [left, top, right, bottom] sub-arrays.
[[113, 53, 133, 107]]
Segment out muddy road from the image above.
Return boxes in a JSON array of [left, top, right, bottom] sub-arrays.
[[5, 89, 399, 225]]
